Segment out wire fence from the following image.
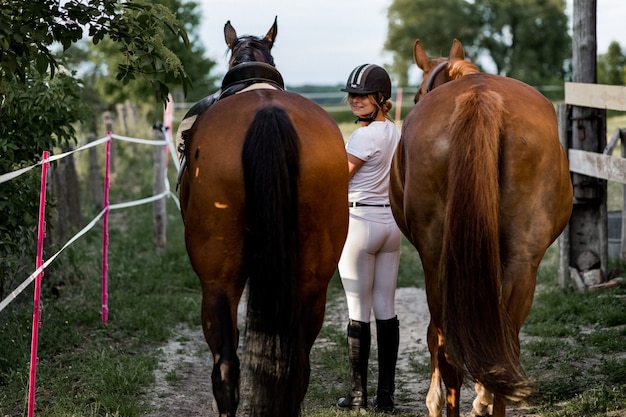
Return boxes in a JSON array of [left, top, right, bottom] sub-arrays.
[[0, 125, 180, 416]]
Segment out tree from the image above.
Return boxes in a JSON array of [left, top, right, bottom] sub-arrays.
[[597, 41, 625, 85], [153, 0, 220, 102], [0, 70, 89, 297], [475, 0, 571, 86], [0, 0, 191, 102], [85, 0, 219, 108], [385, 0, 480, 86], [384, 0, 571, 87]]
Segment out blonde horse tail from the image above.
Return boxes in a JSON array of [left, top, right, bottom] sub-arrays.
[[441, 89, 532, 402], [241, 105, 306, 416]]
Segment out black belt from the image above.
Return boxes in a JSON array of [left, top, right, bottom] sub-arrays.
[[349, 202, 391, 208]]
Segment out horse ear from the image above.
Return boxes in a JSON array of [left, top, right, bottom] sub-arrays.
[[224, 20, 238, 49], [264, 16, 278, 49], [449, 39, 465, 61], [413, 39, 432, 71]]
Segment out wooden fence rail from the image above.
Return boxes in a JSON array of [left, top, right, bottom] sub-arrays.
[[565, 82, 626, 111], [559, 82, 626, 289]]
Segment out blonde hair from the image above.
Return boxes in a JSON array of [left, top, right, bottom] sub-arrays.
[[367, 94, 393, 121]]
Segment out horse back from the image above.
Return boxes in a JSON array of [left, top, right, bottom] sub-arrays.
[[181, 88, 349, 285], [394, 73, 571, 260]]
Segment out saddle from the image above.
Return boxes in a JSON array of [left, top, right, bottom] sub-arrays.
[[176, 62, 285, 188]]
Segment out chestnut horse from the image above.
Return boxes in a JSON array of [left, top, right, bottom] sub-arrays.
[[177, 19, 348, 417], [389, 39, 572, 417]]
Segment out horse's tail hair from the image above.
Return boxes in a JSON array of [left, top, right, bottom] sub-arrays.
[[241, 105, 305, 416], [441, 89, 532, 402]]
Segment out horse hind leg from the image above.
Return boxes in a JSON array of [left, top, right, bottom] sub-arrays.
[[492, 394, 507, 417], [201, 291, 241, 417], [435, 326, 463, 417], [211, 356, 240, 417], [425, 321, 445, 417], [425, 328, 464, 417], [440, 352, 463, 417], [471, 382, 494, 416], [426, 366, 444, 417]]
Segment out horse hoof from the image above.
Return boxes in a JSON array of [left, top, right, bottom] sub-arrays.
[[471, 396, 493, 416], [337, 396, 367, 413], [372, 393, 395, 412]]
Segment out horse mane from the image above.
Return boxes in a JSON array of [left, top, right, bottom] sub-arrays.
[[419, 59, 481, 102], [448, 60, 480, 79], [229, 35, 275, 67]]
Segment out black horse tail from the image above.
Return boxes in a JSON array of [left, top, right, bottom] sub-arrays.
[[441, 88, 532, 402], [241, 105, 305, 416]]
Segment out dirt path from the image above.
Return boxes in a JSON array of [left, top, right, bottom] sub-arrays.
[[143, 288, 537, 416]]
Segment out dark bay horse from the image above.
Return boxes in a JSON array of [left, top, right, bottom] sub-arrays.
[[177, 18, 349, 416], [389, 39, 573, 417]]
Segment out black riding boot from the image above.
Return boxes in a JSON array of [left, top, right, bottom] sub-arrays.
[[337, 319, 371, 411], [373, 316, 399, 412]]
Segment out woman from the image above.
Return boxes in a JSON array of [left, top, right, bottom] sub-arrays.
[[336, 64, 401, 412]]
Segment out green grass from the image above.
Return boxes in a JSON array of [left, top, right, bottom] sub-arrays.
[[518, 248, 626, 414], [0, 198, 198, 416], [539, 385, 626, 417]]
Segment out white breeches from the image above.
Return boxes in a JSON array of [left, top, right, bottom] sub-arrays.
[[338, 211, 401, 323]]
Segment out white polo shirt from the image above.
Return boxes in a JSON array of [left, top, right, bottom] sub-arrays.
[[346, 119, 400, 205]]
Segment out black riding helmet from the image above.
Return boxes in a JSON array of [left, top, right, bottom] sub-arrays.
[[341, 64, 392, 103]]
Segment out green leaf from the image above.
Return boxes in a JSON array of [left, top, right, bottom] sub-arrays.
[[35, 53, 48, 74]]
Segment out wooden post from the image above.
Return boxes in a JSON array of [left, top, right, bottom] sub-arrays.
[[565, 0, 608, 285], [153, 123, 167, 249], [558, 104, 572, 288], [621, 129, 626, 260], [88, 133, 103, 210]]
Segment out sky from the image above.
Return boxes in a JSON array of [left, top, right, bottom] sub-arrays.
[[197, 0, 626, 86]]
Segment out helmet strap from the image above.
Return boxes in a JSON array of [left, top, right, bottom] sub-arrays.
[[355, 107, 379, 124]]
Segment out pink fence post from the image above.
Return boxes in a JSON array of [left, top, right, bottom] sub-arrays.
[[101, 133, 112, 323], [27, 151, 50, 417]]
